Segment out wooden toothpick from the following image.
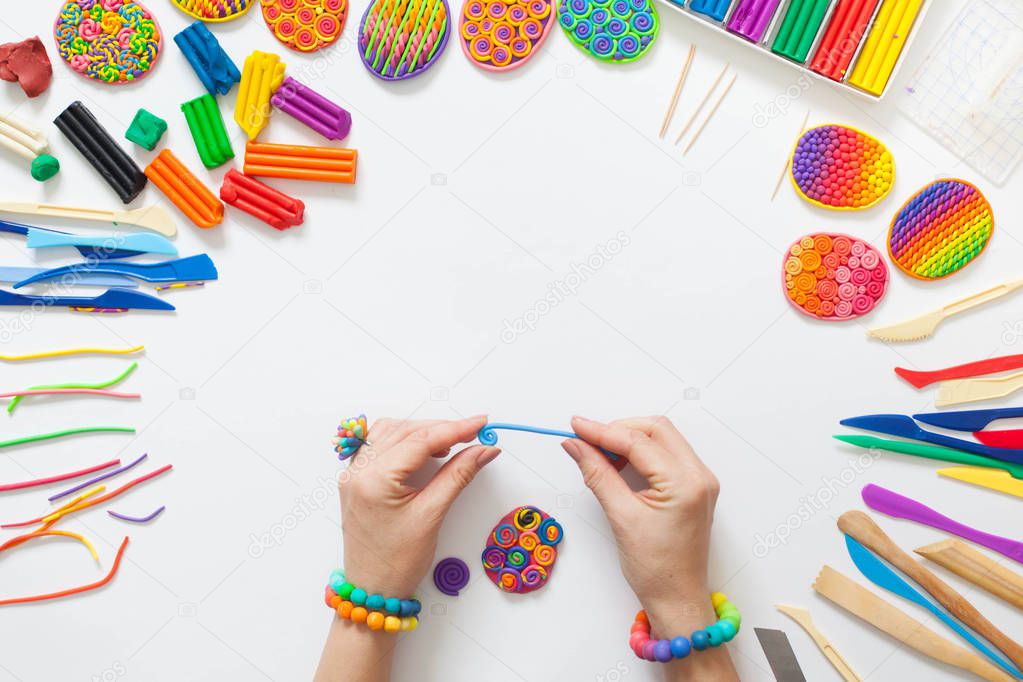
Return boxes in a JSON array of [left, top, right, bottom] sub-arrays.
[[683, 73, 737, 155], [674, 63, 729, 145], [772, 108, 811, 200], [659, 45, 696, 138]]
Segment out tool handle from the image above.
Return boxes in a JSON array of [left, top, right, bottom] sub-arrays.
[[916, 540, 1023, 610], [943, 279, 1023, 318], [862, 485, 1023, 563]]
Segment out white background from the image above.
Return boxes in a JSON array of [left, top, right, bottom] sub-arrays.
[[0, 1, 1021, 681]]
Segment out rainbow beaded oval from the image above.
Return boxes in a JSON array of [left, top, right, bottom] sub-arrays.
[[790, 124, 894, 210], [482, 505, 562, 594], [262, 0, 347, 52], [888, 179, 994, 281], [358, 0, 450, 80], [54, 0, 163, 85], [558, 0, 658, 64], [783, 233, 889, 321], [460, 0, 555, 71]]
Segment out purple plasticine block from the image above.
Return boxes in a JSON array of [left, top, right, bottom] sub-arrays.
[[727, 0, 782, 42], [270, 77, 352, 141]]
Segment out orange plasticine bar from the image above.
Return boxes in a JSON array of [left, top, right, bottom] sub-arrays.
[[243, 141, 357, 184], [144, 149, 224, 228]]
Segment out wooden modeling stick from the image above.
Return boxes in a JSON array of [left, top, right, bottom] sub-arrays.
[[660, 46, 696, 138], [683, 73, 738, 155], [838, 511, 1023, 671], [674, 63, 729, 145], [917, 539, 1023, 611], [773, 109, 811, 200], [776, 604, 860, 681], [813, 566, 1014, 682]]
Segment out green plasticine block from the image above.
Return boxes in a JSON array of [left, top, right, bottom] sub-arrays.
[[772, 0, 830, 63], [125, 108, 167, 151], [181, 94, 234, 169]]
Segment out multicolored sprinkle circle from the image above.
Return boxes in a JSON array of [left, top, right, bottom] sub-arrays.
[[262, 0, 347, 53], [888, 179, 994, 281], [460, 0, 555, 71], [172, 0, 254, 21], [783, 233, 889, 321], [54, 0, 163, 85], [482, 505, 561, 594], [558, 0, 658, 64], [790, 124, 894, 210]]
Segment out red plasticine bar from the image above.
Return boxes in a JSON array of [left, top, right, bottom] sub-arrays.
[[220, 169, 304, 230], [810, 0, 879, 80]]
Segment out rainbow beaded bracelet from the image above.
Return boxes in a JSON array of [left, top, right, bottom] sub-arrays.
[[629, 593, 741, 663], [325, 569, 421, 633]]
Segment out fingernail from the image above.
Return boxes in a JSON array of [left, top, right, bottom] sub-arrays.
[[561, 440, 580, 460], [572, 416, 594, 426], [478, 447, 500, 466], [469, 414, 488, 423]]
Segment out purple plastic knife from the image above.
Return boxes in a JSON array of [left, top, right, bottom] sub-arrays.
[[862, 484, 1023, 564]]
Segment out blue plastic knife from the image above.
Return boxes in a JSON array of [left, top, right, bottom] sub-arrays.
[[12, 254, 217, 289], [839, 414, 1023, 465], [0, 288, 174, 312], [844, 535, 1022, 679], [0, 219, 176, 257], [0, 266, 137, 288], [915, 408, 1023, 432]]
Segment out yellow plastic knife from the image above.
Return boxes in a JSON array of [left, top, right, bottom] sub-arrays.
[[938, 467, 1023, 499]]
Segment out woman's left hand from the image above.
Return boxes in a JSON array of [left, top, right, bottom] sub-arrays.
[[338, 415, 501, 596]]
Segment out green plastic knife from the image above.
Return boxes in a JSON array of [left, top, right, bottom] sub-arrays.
[[833, 434, 1023, 480]]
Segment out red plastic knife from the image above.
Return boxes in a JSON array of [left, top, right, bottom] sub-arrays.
[[895, 354, 1023, 389], [974, 429, 1023, 449]]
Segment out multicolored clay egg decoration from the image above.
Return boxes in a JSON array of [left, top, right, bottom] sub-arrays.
[[460, 0, 555, 71], [888, 179, 994, 281], [333, 414, 368, 460], [358, 0, 450, 80], [261, 0, 348, 52], [783, 233, 889, 321], [790, 124, 895, 210], [172, 0, 255, 21], [482, 505, 562, 594], [558, 0, 658, 64], [54, 0, 163, 85]]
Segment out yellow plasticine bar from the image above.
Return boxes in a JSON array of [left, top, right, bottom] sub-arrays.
[[235, 51, 286, 140], [848, 0, 923, 95], [0, 345, 144, 362]]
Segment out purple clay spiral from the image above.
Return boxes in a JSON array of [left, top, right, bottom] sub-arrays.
[[434, 557, 471, 596]]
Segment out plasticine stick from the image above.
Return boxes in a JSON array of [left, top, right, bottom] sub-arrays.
[[811, 0, 879, 79], [145, 150, 224, 228], [848, 0, 922, 94], [845, 0, 895, 84], [54, 102, 146, 204], [234, 51, 285, 140], [220, 169, 304, 230], [181, 94, 234, 168], [243, 142, 357, 183]]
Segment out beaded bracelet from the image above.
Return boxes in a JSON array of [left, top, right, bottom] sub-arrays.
[[325, 569, 421, 634], [629, 593, 741, 663]]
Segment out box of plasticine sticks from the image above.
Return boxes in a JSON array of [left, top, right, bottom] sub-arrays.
[[657, 0, 931, 100]]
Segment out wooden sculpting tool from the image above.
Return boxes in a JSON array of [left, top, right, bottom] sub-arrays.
[[772, 109, 811, 200], [776, 604, 859, 681], [674, 63, 729, 145], [660, 46, 696, 138], [813, 566, 1014, 682], [838, 511, 1023, 671], [683, 73, 738, 155], [916, 540, 1023, 611]]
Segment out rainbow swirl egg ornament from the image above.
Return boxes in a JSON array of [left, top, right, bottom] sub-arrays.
[[171, 0, 255, 21], [333, 414, 368, 460], [460, 0, 555, 71], [790, 124, 894, 210], [482, 505, 562, 594], [783, 233, 889, 321], [261, 0, 348, 52], [888, 179, 994, 281], [54, 0, 163, 85], [558, 0, 658, 63], [358, 0, 450, 80]]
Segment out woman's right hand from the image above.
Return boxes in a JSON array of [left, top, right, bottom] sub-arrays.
[[562, 416, 737, 681]]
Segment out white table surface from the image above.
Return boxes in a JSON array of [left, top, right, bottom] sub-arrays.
[[0, 2, 1020, 680]]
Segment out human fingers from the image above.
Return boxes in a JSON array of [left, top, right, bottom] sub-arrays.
[[391, 416, 488, 474], [416, 444, 500, 516], [562, 439, 633, 517], [570, 416, 669, 478]]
